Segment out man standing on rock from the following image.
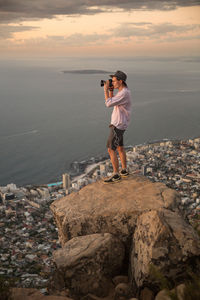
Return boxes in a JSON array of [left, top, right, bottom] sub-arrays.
[[103, 70, 132, 183]]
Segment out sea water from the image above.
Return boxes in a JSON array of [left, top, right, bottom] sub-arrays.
[[0, 56, 199, 186]]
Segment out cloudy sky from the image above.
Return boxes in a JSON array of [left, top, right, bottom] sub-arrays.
[[0, 0, 200, 57]]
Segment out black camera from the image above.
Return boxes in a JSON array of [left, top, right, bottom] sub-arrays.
[[100, 78, 113, 87]]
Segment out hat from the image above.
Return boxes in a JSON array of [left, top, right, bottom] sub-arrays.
[[110, 70, 127, 82]]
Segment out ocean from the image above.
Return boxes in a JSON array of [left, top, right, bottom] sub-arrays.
[[0, 56, 200, 186]]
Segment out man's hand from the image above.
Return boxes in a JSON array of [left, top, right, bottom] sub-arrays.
[[104, 80, 110, 92], [104, 80, 113, 101]]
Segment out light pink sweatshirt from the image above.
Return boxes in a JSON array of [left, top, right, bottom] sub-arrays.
[[105, 87, 132, 130]]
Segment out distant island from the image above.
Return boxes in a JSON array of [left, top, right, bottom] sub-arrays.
[[62, 69, 111, 74]]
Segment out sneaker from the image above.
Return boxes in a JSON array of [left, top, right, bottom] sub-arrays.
[[120, 169, 129, 177], [104, 174, 121, 183]]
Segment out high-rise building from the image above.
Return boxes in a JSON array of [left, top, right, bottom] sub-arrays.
[[62, 173, 71, 190], [142, 165, 147, 176]]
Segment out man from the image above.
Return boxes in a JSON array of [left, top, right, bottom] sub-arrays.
[[103, 70, 132, 183]]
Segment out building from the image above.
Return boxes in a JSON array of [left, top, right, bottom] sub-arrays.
[[62, 173, 71, 190]]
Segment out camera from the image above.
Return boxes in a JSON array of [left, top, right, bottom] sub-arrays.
[[100, 78, 113, 87]]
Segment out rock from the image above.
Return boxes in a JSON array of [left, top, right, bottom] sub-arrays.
[[155, 284, 186, 300], [112, 275, 129, 286], [45, 297, 73, 300], [155, 289, 171, 300], [81, 295, 101, 300], [174, 284, 186, 300], [139, 287, 154, 300], [114, 283, 131, 299], [130, 209, 200, 288], [81, 281, 115, 300], [11, 288, 43, 300], [47, 269, 66, 294], [53, 233, 124, 298], [11, 288, 74, 300], [50, 175, 180, 246]]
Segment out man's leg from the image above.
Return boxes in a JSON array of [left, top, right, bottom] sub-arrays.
[[103, 148, 121, 183], [117, 146, 127, 170], [108, 147, 119, 173], [104, 126, 121, 183]]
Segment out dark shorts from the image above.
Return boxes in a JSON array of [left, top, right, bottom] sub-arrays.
[[106, 125, 125, 151]]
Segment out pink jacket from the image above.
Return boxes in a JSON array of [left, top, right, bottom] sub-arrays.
[[105, 87, 132, 130]]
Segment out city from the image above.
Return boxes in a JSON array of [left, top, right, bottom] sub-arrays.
[[0, 137, 199, 292]]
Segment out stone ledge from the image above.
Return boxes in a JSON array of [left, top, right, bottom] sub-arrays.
[[50, 175, 180, 246]]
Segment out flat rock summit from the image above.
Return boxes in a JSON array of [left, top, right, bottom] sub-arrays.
[[50, 175, 200, 299], [51, 175, 180, 246]]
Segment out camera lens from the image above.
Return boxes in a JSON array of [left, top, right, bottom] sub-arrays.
[[100, 79, 113, 87], [100, 80, 105, 87]]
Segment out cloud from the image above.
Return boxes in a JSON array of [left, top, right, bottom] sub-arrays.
[[0, 0, 200, 23], [112, 22, 200, 41], [164, 34, 200, 42], [0, 32, 111, 51], [0, 24, 38, 39], [29, 33, 111, 47], [6, 22, 199, 49], [57, 33, 110, 46]]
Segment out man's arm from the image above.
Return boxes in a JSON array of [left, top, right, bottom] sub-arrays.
[[104, 80, 113, 101], [105, 88, 128, 107]]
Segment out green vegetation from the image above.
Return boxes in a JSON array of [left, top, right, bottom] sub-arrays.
[[183, 270, 200, 300], [149, 264, 200, 300], [149, 264, 173, 291], [192, 214, 200, 238], [0, 276, 13, 300]]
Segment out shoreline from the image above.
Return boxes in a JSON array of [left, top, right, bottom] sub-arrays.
[[0, 136, 200, 188], [0, 135, 199, 290], [2, 135, 199, 189]]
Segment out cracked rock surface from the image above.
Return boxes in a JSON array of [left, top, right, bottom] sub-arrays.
[[50, 175, 180, 246], [131, 209, 200, 287], [53, 233, 124, 297]]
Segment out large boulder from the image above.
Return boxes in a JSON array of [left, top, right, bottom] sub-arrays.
[[50, 175, 180, 246], [11, 288, 73, 300], [130, 209, 200, 288], [53, 233, 124, 297]]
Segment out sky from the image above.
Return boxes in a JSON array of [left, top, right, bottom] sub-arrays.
[[0, 0, 200, 57]]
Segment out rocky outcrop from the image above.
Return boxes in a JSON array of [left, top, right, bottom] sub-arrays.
[[50, 175, 180, 246], [11, 288, 73, 300], [50, 175, 200, 299], [53, 233, 124, 297], [130, 209, 200, 288], [155, 284, 186, 300]]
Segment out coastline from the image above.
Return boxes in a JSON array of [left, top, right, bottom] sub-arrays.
[[0, 135, 199, 290], [1, 135, 200, 189], [43, 135, 200, 189]]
